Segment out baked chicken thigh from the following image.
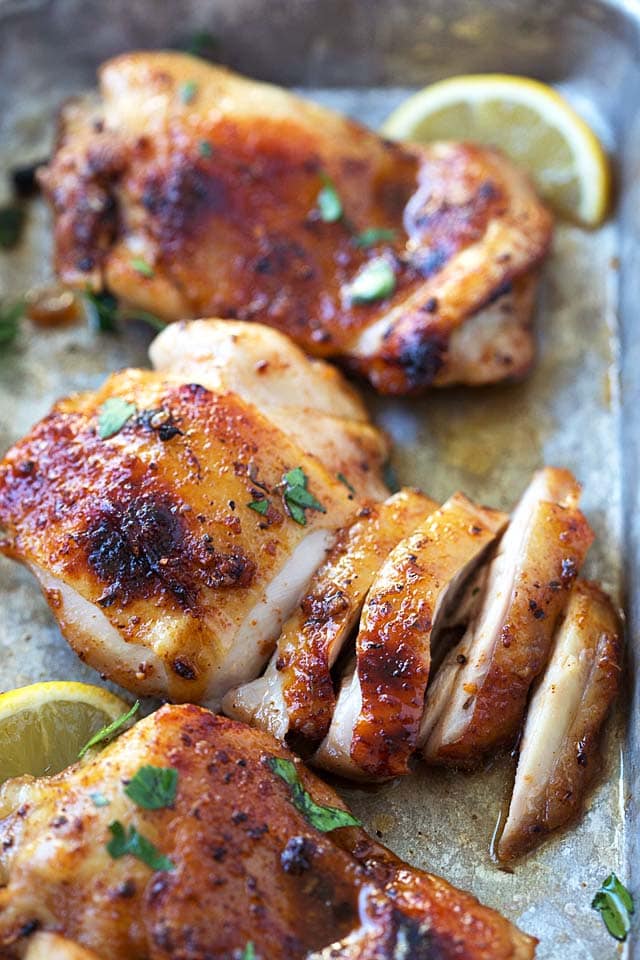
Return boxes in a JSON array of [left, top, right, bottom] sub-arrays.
[[0, 322, 381, 707], [0, 704, 536, 960], [39, 51, 553, 394]]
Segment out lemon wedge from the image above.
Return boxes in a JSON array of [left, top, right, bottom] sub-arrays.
[[382, 74, 610, 227], [0, 681, 132, 784]]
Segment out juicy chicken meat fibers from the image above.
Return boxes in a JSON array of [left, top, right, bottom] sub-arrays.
[[497, 580, 622, 860], [0, 322, 383, 708], [0, 704, 536, 960], [313, 494, 507, 780], [39, 51, 553, 394], [421, 468, 594, 766]]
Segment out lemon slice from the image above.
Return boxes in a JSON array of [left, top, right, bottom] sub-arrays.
[[381, 74, 610, 227], [0, 681, 132, 784]]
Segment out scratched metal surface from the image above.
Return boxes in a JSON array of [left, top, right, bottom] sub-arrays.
[[0, 0, 637, 957]]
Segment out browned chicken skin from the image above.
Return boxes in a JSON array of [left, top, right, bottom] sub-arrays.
[[497, 580, 622, 860], [0, 704, 536, 960], [39, 52, 553, 394], [0, 332, 376, 707]]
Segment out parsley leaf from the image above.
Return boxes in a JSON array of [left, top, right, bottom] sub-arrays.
[[90, 792, 110, 807], [317, 173, 343, 223], [84, 290, 119, 333], [241, 944, 257, 960], [185, 30, 219, 59], [336, 472, 356, 496], [266, 756, 360, 831], [248, 499, 269, 515], [199, 141, 213, 158], [346, 257, 396, 304], [125, 765, 178, 810], [592, 873, 634, 941], [107, 821, 175, 872], [78, 700, 139, 758], [180, 80, 198, 104], [131, 258, 155, 278], [354, 227, 396, 248], [97, 397, 138, 440], [0, 300, 24, 346], [282, 468, 326, 526]]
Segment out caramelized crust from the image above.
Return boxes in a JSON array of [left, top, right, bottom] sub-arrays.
[[0, 704, 535, 960], [39, 52, 552, 393]]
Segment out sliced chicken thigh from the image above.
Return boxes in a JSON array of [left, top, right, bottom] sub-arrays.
[[421, 468, 594, 766], [497, 580, 622, 860], [316, 494, 507, 779], [223, 489, 438, 741]]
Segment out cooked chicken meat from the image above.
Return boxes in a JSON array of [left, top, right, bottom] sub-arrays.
[[223, 488, 438, 742], [40, 51, 553, 394], [0, 704, 536, 960], [0, 329, 380, 706], [421, 468, 594, 767], [150, 319, 389, 502], [316, 494, 507, 780], [497, 580, 622, 860]]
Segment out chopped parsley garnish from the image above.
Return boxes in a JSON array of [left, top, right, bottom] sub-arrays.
[[0, 204, 25, 250], [133, 309, 168, 332], [131, 258, 155, 278], [354, 227, 396, 248], [241, 944, 257, 960], [248, 499, 269, 516], [336, 472, 356, 496], [90, 792, 111, 807], [125, 765, 178, 810], [592, 873, 634, 941], [266, 756, 360, 832], [84, 290, 119, 332], [282, 467, 326, 525], [180, 80, 199, 104], [346, 257, 396, 304], [0, 300, 24, 346], [97, 398, 138, 440], [199, 141, 214, 158], [317, 173, 343, 223], [107, 821, 175, 872], [78, 700, 140, 757]]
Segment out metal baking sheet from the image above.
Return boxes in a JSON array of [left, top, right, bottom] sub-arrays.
[[0, 1, 636, 957]]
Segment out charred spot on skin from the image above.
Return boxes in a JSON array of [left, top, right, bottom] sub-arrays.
[[390, 329, 447, 390], [18, 920, 40, 939], [561, 557, 578, 584], [301, 589, 349, 623], [172, 657, 197, 681], [280, 835, 317, 875], [528, 599, 546, 620], [142, 161, 229, 249], [83, 492, 255, 609], [137, 407, 183, 441]]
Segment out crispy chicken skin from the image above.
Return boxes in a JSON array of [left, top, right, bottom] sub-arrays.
[[497, 580, 622, 860], [0, 361, 367, 707], [0, 704, 536, 960], [421, 468, 594, 767], [316, 494, 507, 780], [39, 51, 552, 394], [223, 489, 438, 743]]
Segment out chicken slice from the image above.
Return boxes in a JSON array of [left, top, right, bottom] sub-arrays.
[[421, 468, 594, 766], [316, 494, 508, 780], [150, 319, 389, 501], [497, 580, 622, 860], [223, 489, 438, 742], [39, 51, 552, 394], [0, 368, 362, 707], [0, 704, 535, 960]]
